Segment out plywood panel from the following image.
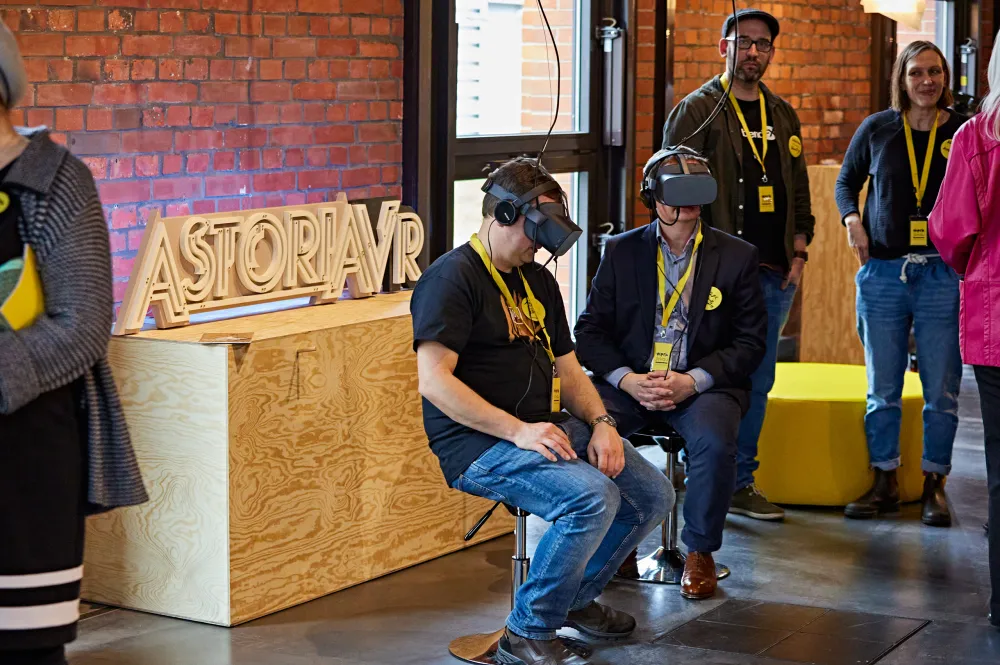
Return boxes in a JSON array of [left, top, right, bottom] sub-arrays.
[[226, 315, 512, 624], [84, 338, 231, 625], [133, 291, 413, 343], [800, 165, 867, 366]]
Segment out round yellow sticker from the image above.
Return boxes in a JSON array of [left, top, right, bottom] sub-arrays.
[[521, 297, 546, 322], [706, 286, 723, 311], [0, 192, 9, 214], [941, 139, 952, 159], [788, 135, 803, 158]]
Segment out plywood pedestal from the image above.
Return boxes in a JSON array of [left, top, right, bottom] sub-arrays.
[[83, 292, 513, 626]]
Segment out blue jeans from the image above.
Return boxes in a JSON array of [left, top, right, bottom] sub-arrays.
[[595, 380, 741, 553], [856, 256, 961, 474], [735, 267, 797, 490], [452, 416, 672, 641]]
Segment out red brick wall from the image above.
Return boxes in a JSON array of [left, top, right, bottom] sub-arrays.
[[633, 0, 871, 224], [3, 0, 403, 306], [522, 0, 574, 132]]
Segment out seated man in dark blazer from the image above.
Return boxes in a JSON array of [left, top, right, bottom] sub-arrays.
[[574, 147, 767, 600]]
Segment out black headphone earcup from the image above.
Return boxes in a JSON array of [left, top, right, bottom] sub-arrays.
[[495, 200, 517, 225]]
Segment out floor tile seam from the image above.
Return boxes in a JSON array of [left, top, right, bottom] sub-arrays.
[[867, 620, 932, 665]]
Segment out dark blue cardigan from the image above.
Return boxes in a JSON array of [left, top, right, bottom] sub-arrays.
[[835, 109, 965, 259]]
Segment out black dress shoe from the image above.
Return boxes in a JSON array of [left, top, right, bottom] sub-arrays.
[[496, 629, 591, 665], [564, 601, 636, 639], [845, 468, 900, 519], [921, 472, 952, 527]]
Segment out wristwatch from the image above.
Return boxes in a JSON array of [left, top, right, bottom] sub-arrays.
[[589, 414, 617, 429], [793, 250, 809, 263]]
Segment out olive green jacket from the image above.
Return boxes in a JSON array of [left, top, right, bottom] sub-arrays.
[[662, 76, 815, 266]]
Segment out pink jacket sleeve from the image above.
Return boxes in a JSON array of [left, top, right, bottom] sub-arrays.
[[929, 126, 981, 275]]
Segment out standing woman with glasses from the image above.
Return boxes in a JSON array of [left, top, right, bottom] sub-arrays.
[[835, 41, 965, 527], [0, 23, 147, 664], [929, 33, 1000, 629]]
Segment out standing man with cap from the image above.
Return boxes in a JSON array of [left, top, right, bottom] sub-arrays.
[[662, 9, 815, 522]]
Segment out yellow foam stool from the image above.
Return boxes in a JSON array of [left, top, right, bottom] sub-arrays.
[[755, 363, 925, 506]]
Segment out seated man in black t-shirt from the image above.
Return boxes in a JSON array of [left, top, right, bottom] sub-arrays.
[[411, 158, 672, 665]]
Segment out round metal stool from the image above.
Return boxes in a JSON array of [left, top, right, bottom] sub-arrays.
[[619, 426, 731, 584], [448, 502, 593, 664]]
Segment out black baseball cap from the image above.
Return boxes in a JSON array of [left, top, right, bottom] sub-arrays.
[[722, 9, 780, 40]]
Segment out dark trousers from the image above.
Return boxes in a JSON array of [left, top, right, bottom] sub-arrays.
[[594, 380, 740, 553], [973, 365, 1000, 622], [1, 647, 67, 664]]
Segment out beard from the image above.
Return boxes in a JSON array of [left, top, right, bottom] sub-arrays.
[[731, 56, 767, 83]]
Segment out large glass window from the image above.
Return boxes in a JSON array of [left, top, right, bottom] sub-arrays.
[[415, 0, 605, 333], [455, 0, 588, 137]]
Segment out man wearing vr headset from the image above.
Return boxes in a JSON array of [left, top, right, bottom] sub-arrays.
[[575, 148, 767, 600], [661, 9, 815, 522], [411, 157, 671, 665]]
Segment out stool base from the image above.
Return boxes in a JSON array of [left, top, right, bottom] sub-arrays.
[[448, 630, 593, 664], [633, 547, 731, 585]]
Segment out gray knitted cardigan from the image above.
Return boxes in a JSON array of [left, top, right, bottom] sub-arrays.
[[0, 129, 148, 514]]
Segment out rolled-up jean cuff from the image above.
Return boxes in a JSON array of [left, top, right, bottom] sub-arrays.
[[922, 459, 952, 475], [506, 618, 557, 641], [871, 458, 901, 472]]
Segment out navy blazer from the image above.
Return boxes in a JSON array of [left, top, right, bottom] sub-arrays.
[[574, 222, 768, 411]]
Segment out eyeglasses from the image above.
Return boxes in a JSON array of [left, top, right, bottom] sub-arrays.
[[725, 36, 773, 53]]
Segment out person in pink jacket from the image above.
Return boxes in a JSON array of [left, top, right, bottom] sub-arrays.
[[928, 35, 1000, 630]]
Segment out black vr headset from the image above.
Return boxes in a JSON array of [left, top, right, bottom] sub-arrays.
[[639, 146, 718, 210], [481, 169, 583, 258]]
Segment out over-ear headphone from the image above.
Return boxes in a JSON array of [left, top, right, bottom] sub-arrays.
[[482, 157, 553, 225], [479, 161, 583, 258], [639, 145, 717, 210]]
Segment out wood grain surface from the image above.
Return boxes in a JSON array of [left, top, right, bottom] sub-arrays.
[[226, 314, 511, 624], [800, 165, 867, 366], [83, 337, 232, 625], [133, 291, 413, 343]]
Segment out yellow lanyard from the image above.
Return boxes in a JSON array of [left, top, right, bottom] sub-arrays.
[[902, 110, 940, 213], [723, 72, 769, 181], [657, 226, 703, 327], [469, 234, 556, 365]]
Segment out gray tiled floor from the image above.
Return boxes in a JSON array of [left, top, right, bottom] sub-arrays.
[[71, 368, 1000, 664]]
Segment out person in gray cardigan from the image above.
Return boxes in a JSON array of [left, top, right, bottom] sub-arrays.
[[0, 23, 146, 665]]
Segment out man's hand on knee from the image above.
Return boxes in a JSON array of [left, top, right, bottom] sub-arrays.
[[512, 422, 577, 462], [587, 423, 626, 479]]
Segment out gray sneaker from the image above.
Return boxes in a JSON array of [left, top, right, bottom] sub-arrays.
[[729, 484, 785, 521]]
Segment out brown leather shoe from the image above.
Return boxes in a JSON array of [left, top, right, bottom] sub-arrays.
[[616, 548, 639, 579], [680, 552, 717, 600]]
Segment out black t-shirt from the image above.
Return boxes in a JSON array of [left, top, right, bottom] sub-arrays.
[[410, 242, 575, 486], [0, 164, 20, 265], [737, 97, 788, 269], [877, 111, 964, 257]]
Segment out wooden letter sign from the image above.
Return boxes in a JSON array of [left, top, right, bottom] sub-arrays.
[[113, 194, 425, 335]]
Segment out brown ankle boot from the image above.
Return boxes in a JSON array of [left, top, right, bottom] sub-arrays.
[[921, 472, 952, 527], [616, 549, 639, 579], [845, 468, 900, 519]]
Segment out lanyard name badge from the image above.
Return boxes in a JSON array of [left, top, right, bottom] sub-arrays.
[[903, 109, 940, 247], [652, 227, 704, 372], [723, 72, 774, 213], [469, 234, 560, 412]]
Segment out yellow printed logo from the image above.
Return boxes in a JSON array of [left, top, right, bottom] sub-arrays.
[[706, 286, 723, 311], [0, 192, 10, 214], [788, 135, 803, 158], [941, 139, 952, 159]]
